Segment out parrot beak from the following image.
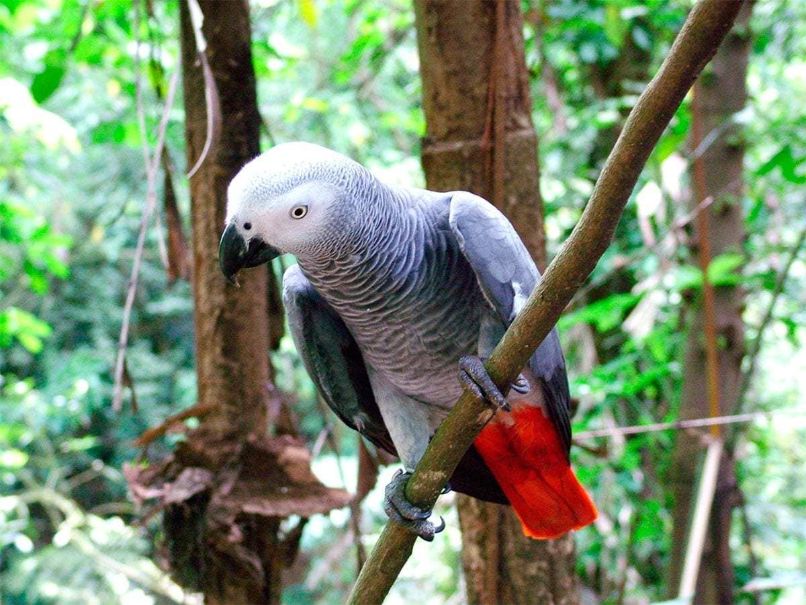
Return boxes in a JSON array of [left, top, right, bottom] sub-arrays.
[[219, 223, 281, 284]]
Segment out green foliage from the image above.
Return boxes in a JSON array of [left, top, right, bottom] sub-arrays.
[[0, 0, 804, 603]]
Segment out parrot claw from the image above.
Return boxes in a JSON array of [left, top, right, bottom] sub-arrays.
[[458, 355, 511, 412], [383, 469, 446, 541]]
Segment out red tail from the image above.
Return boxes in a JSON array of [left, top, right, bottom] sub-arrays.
[[474, 406, 597, 539]]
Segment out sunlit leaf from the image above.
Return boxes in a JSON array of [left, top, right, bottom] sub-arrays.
[[61, 436, 98, 453], [298, 0, 317, 28], [707, 252, 744, 287], [0, 448, 28, 468], [667, 264, 702, 292], [559, 293, 641, 333], [0, 307, 52, 353], [603, 5, 626, 47]]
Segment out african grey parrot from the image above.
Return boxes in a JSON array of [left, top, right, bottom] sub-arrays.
[[219, 142, 596, 540]]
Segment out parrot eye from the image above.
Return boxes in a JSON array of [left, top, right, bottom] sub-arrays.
[[243, 222, 252, 230], [290, 205, 308, 219]]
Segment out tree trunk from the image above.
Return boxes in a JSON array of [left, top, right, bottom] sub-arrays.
[[668, 3, 751, 603], [414, 1, 577, 603], [415, 0, 546, 268], [182, 0, 268, 440], [178, 1, 275, 602]]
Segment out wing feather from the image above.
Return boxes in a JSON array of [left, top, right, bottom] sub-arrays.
[[283, 264, 396, 455], [448, 192, 572, 456]]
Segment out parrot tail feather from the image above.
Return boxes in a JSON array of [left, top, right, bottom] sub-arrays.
[[474, 406, 597, 539]]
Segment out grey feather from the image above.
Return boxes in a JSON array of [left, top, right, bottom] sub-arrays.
[[448, 192, 572, 456], [230, 142, 570, 501], [283, 264, 396, 454]]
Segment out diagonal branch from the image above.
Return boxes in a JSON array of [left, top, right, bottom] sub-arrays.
[[347, 1, 746, 603]]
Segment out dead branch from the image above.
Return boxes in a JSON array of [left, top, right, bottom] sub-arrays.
[[112, 69, 179, 412], [134, 403, 215, 447], [574, 411, 764, 441]]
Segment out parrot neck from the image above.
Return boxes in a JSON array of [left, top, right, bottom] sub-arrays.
[[300, 180, 408, 262], [295, 183, 422, 301]]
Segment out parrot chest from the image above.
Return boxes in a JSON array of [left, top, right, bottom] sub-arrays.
[[302, 228, 484, 406], [349, 280, 482, 406]]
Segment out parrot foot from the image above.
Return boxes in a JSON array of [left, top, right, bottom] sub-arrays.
[[383, 469, 445, 542], [459, 355, 511, 412]]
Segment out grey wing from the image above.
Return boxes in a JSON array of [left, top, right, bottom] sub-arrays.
[[282, 264, 397, 456], [448, 192, 572, 457]]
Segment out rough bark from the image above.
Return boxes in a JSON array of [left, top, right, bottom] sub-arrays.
[[668, 3, 751, 603], [414, 1, 576, 603], [416, 0, 546, 268], [179, 2, 273, 602], [347, 2, 743, 603], [457, 497, 578, 605], [126, 8, 338, 600], [181, 0, 268, 438]]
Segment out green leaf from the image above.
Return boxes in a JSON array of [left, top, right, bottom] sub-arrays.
[[668, 264, 702, 292], [0, 307, 52, 353], [653, 128, 687, 163], [91, 122, 126, 144], [30, 50, 68, 103], [634, 499, 664, 541], [746, 196, 765, 226], [757, 144, 806, 184], [623, 364, 671, 396], [603, 5, 626, 47], [559, 293, 641, 333], [62, 436, 98, 453], [707, 252, 744, 286]]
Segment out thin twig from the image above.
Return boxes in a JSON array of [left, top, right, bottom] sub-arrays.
[[134, 402, 215, 447], [312, 395, 368, 572], [729, 219, 806, 446], [112, 70, 180, 412], [185, 0, 222, 178], [347, 3, 744, 603], [574, 412, 765, 441]]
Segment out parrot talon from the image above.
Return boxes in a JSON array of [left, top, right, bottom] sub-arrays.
[[383, 470, 446, 541], [384, 470, 431, 520], [441, 482, 452, 495], [458, 355, 511, 412]]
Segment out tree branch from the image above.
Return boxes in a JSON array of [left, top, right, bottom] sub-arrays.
[[347, 1, 745, 603]]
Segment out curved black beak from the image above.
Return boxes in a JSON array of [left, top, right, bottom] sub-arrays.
[[219, 223, 281, 284]]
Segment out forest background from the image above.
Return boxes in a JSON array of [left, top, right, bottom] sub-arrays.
[[0, 0, 804, 604]]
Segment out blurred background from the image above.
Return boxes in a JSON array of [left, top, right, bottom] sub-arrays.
[[0, 0, 804, 603]]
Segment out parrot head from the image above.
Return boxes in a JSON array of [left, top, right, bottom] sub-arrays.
[[219, 142, 368, 283]]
